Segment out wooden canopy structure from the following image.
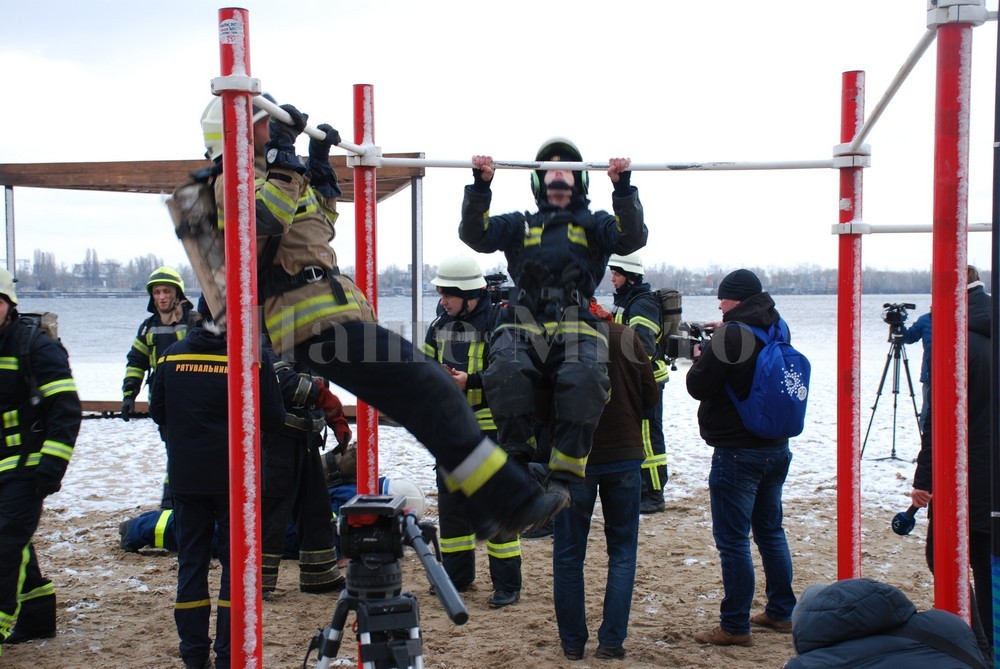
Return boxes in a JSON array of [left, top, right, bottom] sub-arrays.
[[0, 153, 423, 200]]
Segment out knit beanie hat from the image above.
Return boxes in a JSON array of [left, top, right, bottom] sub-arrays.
[[717, 269, 762, 301]]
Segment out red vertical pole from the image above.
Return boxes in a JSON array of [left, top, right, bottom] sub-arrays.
[[836, 71, 865, 581], [217, 8, 263, 667], [353, 83, 379, 495], [930, 20, 972, 622]]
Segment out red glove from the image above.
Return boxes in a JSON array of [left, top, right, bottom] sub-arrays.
[[316, 381, 352, 449]]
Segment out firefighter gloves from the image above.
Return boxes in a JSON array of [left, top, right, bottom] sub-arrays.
[[121, 397, 135, 421], [314, 381, 352, 449]]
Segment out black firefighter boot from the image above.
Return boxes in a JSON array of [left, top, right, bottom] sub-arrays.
[[6, 593, 57, 644]]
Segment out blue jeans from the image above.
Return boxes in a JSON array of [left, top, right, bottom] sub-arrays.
[[708, 446, 795, 635], [553, 465, 641, 650]]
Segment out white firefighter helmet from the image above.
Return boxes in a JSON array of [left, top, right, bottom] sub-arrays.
[[431, 256, 487, 292], [608, 252, 644, 277], [0, 267, 17, 306], [380, 478, 427, 518], [200, 93, 275, 161]]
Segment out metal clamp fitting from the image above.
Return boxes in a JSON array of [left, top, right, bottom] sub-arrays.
[[927, 0, 988, 28], [345, 145, 384, 168], [210, 76, 262, 95]]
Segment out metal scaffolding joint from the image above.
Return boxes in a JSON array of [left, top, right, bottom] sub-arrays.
[[210, 75, 262, 95], [926, 0, 988, 28]]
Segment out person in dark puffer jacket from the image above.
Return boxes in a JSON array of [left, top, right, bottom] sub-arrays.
[[784, 578, 987, 668]]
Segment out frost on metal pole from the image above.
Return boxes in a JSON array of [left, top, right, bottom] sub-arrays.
[[353, 83, 379, 496], [216, 7, 264, 668], [927, 0, 986, 623], [835, 70, 867, 581]]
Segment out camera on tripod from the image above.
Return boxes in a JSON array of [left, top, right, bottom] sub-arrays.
[[881, 303, 916, 340], [484, 272, 511, 305], [309, 494, 467, 668]]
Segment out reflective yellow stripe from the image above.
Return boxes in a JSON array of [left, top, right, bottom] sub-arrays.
[[3, 410, 18, 430], [495, 320, 608, 343], [265, 294, 363, 343], [439, 534, 476, 554], [523, 226, 543, 247], [566, 224, 589, 247], [40, 378, 77, 397], [486, 537, 522, 559], [174, 598, 212, 610], [40, 440, 73, 461], [441, 438, 507, 496], [154, 510, 173, 548], [162, 353, 228, 364], [18, 581, 55, 603], [473, 407, 495, 432], [550, 448, 587, 478], [629, 314, 661, 335], [124, 367, 145, 380], [259, 182, 298, 223], [218, 599, 230, 608], [0, 453, 41, 473], [132, 339, 150, 356], [653, 358, 669, 384], [0, 356, 17, 371], [418, 342, 436, 358]]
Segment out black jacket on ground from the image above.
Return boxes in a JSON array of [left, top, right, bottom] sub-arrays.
[[685, 292, 788, 449], [149, 327, 285, 495], [785, 578, 986, 668]]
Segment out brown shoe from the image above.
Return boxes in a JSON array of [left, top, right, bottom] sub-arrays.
[[750, 612, 792, 633], [694, 626, 754, 647]]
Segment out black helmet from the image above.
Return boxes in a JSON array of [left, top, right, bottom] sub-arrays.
[[531, 137, 589, 200]]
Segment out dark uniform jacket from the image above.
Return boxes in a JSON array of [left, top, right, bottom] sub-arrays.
[[122, 300, 199, 400], [785, 578, 986, 668], [459, 185, 646, 313], [685, 292, 789, 449], [0, 314, 81, 486], [149, 326, 285, 495], [612, 281, 668, 383], [588, 323, 659, 466], [419, 299, 496, 433]]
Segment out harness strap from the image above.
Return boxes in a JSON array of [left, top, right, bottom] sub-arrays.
[[261, 264, 347, 304]]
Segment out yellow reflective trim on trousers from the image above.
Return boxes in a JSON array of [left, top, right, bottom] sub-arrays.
[[265, 294, 363, 343], [175, 598, 212, 610], [550, 448, 587, 478], [566, 224, 589, 247], [154, 510, 173, 548], [40, 378, 77, 397], [439, 534, 476, 554], [259, 182, 298, 223], [162, 353, 228, 364], [40, 440, 73, 461], [441, 438, 507, 496], [486, 538, 521, 559], [3, 544, 32, 637], [523, 226, 543, 247], [18, 581, 55, 603], [0, 356, 17, 371]]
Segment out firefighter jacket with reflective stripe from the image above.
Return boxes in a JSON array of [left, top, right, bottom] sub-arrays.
[[0, 315, 81, 483], [612, 282, 669, 384], [214, 161, 376, 356], [419, 299, 496, 433], [148, 326, 285, 494], [459, 184, 647, 307], [122, 301, 199, 398]]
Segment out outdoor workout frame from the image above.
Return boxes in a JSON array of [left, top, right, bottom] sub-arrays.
[[215, 3, 996, 665]]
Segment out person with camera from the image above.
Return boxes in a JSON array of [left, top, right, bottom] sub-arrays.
[[608, 252, 669, 514], [0, 268, 81, 653], [908, 266, 994, 663], [902, 306, 931, 432], [194, 96, 566, 543], [419, 257, 523, 609], [460, 138, 647, 500], [686, 268, 797, 647]]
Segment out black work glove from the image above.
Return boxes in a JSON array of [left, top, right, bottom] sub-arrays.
[[35, 459, 66, 497], [612, 170, 632, 195], [265, 104, 308, 173], [121, 397, 135, 421], [308, 123, 343, 198]]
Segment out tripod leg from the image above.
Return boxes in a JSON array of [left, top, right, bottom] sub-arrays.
[[862, 348, 895, 457], [899, 347, 923, 437], [315, 591, 355, 669]]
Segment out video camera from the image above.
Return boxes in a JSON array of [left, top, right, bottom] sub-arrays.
[[666, 321, 715, 361], [881, 303, 916, 340], [484, 272, 512, 305]]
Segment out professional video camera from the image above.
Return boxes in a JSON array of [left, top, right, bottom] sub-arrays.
[[484, 271, 512, 305], [308, 494, 467, 669], [666, 321, 715, 361], [881, 302, 916, 339]]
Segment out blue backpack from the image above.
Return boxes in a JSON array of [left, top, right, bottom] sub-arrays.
[[724, 319, 810, 440]]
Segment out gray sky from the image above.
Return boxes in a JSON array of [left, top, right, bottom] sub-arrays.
[[2, 1, 997, 273]]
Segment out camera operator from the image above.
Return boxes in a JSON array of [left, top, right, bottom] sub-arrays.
[[909, 270, 993, 664], [902, 306, 931, 432]]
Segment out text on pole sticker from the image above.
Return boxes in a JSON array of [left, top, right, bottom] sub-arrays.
[[219, 19, 244, 44]]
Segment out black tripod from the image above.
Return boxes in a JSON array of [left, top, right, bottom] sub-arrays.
[[309, 494, 467, 669], [861, 321, 922, 461]]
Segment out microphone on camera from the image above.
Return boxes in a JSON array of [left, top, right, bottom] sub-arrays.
[[891, 505, 920, 535]]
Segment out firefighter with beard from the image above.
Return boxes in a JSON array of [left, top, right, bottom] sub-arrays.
[[0, 268, 81, 654], [120, 266, 200, 509], [609, 252, 668, 514], [420, 257, 522, 608], [460, 138, 647, 492]]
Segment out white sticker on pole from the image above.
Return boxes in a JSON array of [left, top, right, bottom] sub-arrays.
[[219, 19, 244, 44]]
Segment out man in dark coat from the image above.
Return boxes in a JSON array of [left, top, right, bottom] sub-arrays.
[[785, 578, 987, 668], [686, 268, 796, 647]]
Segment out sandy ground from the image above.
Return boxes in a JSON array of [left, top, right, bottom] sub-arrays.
[[1, 482, 934, 669]]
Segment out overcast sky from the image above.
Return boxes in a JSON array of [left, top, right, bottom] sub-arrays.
[[2, 1, 998, 275]]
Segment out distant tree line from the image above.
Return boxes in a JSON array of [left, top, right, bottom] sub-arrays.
[[12, 250, 987, 297]]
